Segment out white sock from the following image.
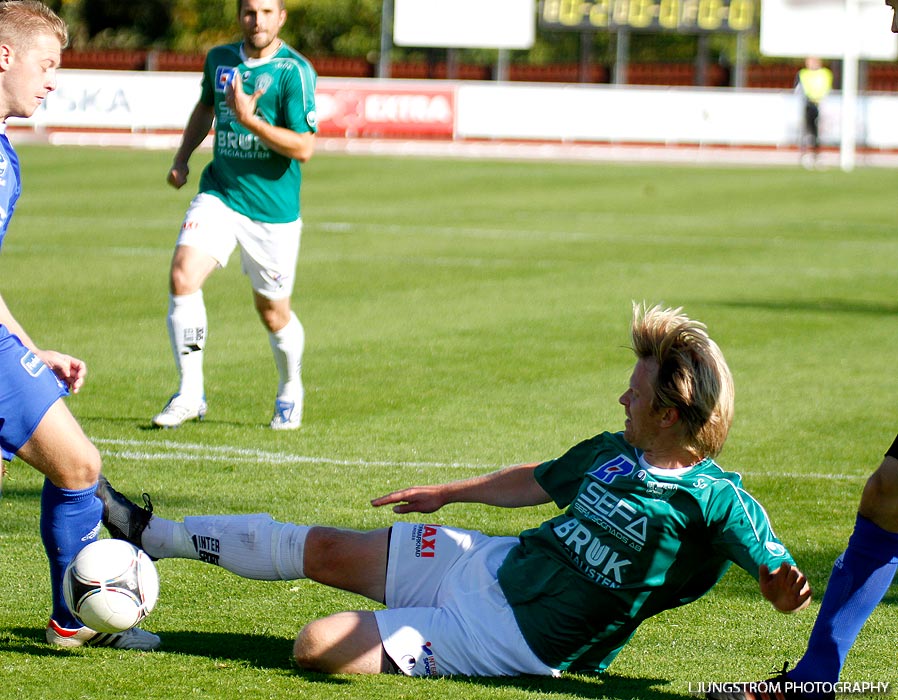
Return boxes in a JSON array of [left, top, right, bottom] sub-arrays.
[[167, 291, 206, 401], [143, 514, 308, 581], [269, 312, 304, 405]]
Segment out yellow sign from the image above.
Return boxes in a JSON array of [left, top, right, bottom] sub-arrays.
[[540, 0, 756, 32]]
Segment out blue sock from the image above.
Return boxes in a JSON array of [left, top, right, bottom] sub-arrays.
[[40, 478, 103, 629], [789, 514, 898, 691]]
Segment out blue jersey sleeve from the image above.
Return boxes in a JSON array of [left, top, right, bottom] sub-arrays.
[[0, 131, 22, 250]]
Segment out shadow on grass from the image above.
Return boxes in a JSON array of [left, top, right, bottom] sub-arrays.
[[716, 298, 898, 317], [2, 627, 694, 698], [438, 673, 692, 699], [2, 628, 295, 670]]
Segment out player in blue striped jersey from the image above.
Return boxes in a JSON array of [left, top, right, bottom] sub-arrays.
[[0, 0, 157, 650]]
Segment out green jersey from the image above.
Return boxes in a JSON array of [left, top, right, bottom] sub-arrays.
[[497, 431, 794, 673], [198, 42, 318, 223]]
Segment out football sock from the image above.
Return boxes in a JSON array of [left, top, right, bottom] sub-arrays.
[[268, 312, 304, 406], [143, 514, 308, 580], [40, 478, 102, 629], [167, 291, 206, 401], [789, 514, 898, 693]]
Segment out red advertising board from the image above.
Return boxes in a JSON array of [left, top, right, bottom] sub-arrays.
[[315, 79, 456, 139]]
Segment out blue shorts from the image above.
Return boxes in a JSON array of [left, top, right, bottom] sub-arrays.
[[0, 326, 68, 461]]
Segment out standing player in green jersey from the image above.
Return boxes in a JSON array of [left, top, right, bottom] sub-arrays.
[[98, 303, 810, 674], [154, 0, 317, 430]]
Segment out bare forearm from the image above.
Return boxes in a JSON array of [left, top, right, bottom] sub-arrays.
[[442, 464, 549, 507], [240, 116, 315, 162], [174, 103, 214, 168], [372, 463, 551, 515]]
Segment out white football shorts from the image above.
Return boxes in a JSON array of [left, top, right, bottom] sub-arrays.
[[375, 522, 559, 678], [176, 192, 302, 300]]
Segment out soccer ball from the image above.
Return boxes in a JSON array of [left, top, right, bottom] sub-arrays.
[[63, 539, 159, 633]]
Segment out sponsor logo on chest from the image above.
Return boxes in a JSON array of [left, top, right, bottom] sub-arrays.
[[574, 479, 648, 550]]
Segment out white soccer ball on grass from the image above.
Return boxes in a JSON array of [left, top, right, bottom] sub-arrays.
[[63, 539, 159, 633]]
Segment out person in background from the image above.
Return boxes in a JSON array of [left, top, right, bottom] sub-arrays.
[[796, 57, 832, 169], [0, 0, 158, 650], [154, 0, 317, 431]]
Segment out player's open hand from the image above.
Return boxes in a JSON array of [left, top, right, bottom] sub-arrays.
[[371, 485, 447, 514], [36, 349, 87, 394], [759, 563, 812, 613]]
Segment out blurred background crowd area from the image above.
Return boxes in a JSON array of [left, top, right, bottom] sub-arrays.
[[51, 0, 898, 90]]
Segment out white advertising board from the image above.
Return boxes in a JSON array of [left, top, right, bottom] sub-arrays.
[[15, 69, 200, 129], [760, 0, 898, 60], [10, 69, 898, 150], [393, 0, 535, 49]]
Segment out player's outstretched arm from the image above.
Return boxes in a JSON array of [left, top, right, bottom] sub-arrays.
[[371, 463, 552, 514], [759, 563, 812, 613]]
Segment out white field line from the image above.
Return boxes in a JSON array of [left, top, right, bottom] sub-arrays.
[[92, 437, 485, 470], [92, 437, 866, 480]]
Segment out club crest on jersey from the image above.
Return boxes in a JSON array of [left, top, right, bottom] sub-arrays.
[[20, 350, 46, 378], [254, 73, 273, 95], [215, 66, 237, 92], [587, 454, 636, 484]]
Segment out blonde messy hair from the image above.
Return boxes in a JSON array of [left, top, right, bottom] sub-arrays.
[[630, 302, 734, 459], [0, 1, 68, 50]]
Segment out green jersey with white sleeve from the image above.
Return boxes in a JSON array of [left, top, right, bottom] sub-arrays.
[[198, 41, 318, 223], [497, 431, 795, 673]]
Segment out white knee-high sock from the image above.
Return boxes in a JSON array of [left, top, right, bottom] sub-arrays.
[[142, 514, 308, 581], [167, 291, 207, 400], [269, 312, 304, 404]]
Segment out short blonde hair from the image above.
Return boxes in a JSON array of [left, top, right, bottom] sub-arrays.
[[0, 1, 68, 50], [630, 302, 734, 458]]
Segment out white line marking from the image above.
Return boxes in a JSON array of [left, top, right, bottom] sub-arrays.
[[92, 438, 867, 480], [93, 438, 486, 470]]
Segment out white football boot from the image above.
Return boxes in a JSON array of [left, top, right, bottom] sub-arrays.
[[46, 618, 161, 650], [270, 398, 301, 430], [152, 394, 207, 428]]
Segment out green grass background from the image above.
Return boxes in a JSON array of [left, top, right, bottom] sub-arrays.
[[0, 145, 896, 698]]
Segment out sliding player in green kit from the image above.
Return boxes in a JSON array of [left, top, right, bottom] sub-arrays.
[[154, 0, 316, 431], [100, 303, 811, 674]]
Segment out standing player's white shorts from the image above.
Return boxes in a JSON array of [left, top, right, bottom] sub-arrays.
[[177, 192, 302, 300], [375, 522, 559, 677]]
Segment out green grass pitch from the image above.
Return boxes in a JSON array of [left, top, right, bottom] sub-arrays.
[[0, 144, 896, 699]]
